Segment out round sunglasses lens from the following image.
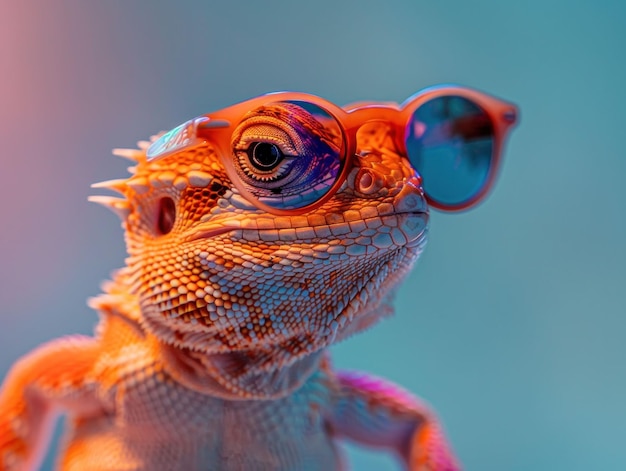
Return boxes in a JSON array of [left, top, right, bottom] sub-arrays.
[[230, 100, 344, 210], [405, 96, 494, 207]]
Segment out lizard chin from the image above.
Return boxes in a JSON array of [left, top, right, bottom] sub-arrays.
[[137, 214, 427, 356]]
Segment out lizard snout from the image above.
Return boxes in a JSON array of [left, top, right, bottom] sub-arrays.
[[393, 184, 429, 245], [394, 183, 428, 214]]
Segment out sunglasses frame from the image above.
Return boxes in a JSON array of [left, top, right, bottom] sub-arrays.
[[147, 85, 518, 214]]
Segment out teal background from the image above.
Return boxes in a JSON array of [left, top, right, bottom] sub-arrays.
[[1, 1, 624, 469]]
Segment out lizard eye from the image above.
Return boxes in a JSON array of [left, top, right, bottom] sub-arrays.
[[233, 118, 301, 185], [248, 142, 283, 171], [231, 101, 344, 210]]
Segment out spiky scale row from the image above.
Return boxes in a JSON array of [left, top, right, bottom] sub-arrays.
[[112, 147, 144, 162], [91, 179, 128, 194], [87, 146, 146, 220], [87, 195, 130, 220]]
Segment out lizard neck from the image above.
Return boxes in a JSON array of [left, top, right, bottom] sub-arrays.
[[160, 343, 323, 400]]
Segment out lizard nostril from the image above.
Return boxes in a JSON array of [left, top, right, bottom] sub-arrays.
[[356, 168, 382, 195], [157, 197, 176, 235]]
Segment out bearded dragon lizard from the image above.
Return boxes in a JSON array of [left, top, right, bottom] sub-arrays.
[[0, 92, 488, 470]]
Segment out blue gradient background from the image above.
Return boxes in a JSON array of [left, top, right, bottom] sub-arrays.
[[1, 1, 624, 470]]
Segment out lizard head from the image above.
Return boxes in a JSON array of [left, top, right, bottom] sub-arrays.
[[92, 100, 428, 363]]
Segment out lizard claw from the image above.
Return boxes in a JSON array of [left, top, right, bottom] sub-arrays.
[[408, 423, 461, 471]]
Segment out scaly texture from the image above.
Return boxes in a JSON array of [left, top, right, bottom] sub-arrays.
[[0, 113, 459, 470]]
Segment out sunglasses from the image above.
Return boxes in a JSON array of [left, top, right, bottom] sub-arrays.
[[147, 85, 518, 214]]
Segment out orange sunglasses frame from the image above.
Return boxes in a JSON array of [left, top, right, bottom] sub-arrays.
[[147, 85, 518, 214]]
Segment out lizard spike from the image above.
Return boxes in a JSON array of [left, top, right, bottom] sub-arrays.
[[88, 195, 131, 220], [91, 179, 128, 195], [112, 148, 144, 162]]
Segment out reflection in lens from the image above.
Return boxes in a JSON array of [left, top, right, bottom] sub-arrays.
[[146, 118, 204, 161], [231, 100, 344, 210], [405, 96, 494, 207]]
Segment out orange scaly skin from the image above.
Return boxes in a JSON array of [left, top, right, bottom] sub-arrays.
[[0, 115, 459, 470]]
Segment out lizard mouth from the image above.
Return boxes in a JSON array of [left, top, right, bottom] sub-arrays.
[[185, 225, 238, 242], [184, 211, 428, 248]]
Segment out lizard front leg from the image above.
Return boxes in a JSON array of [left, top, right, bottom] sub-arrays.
[[0, 336, 102, 471], [328, 371, 460, 471]]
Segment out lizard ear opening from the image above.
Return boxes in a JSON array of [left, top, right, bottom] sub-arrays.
[[157, 197, 176, 235]]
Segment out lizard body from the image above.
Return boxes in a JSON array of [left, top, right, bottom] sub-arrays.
[[0, 98, 461, 470]]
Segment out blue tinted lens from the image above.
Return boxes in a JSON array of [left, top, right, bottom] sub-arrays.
[[406, 96, 494, 207]]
